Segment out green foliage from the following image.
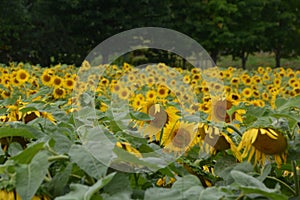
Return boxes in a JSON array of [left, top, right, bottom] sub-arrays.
[[1, 0, 300, 67]]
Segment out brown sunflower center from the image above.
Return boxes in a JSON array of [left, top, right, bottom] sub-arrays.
[[148, 105, 168, 128], [253, 130, 287, 155], [19, 72, 27, 80], [171, 128, 191, 148]]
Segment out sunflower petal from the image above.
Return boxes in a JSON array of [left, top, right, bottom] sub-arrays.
[[268, 128, 279, 137]]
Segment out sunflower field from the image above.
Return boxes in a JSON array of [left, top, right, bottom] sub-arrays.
[[0, 61, 300, 200]]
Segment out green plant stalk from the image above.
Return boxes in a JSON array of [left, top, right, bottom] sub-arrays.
[[292, 160, 300, 196], [226, 124, 243, 137], [159, 127, 164, 146], [48, 155, 69, 162], [266, 176, 296, 196]]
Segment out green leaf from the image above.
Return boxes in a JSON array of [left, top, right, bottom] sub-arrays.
[[0, 127, 34, 139], [130, 111, 154, 121], [276, 95, 300, 111], [172, 175, 203, 200], [56, 173, 116, 200], [55, 184, 89, 200], [12, 142, 44, 164], [257, 164, 272, 182], [103, 173, 132, 197], [84, 172, 116, 200], [240, 186, 288, 200], [69, 144, 108, 179], [144, 187, 181, 200], [19, 107, 39, 114], [7, 142, 23, 156], [231, 170, 266, 189], [46, 163, 73, 197], [16, 151, 50, 200], [199, 187, 228, 200]]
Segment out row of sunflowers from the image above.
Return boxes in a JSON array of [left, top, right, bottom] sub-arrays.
[[0, 61, 299, 199]]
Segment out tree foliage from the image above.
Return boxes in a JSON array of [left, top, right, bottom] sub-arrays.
[[0, 0, 300, 68]]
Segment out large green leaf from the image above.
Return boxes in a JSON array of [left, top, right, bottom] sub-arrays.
[[144, 187, 181, 200], [240, 186, 289, 200], [172, 175, 203, 200], [199, 187, 228, 200], [46, 163, 73, 197], [69, 144, 108, 179], [276, 96, 300, 111], [0, 127, 34, 138], [231, 170, 266, 189], [55, 173, 116, 200], [102, 173, 132, 200], [231, 170, 288, 199], [12, 142, 44, 164], [16, 151, 50, 200]]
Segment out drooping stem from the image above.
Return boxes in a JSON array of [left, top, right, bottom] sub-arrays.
[[266, 175, 296, 196], [48, 155, 69, 162], [226, 124, 243, 137], [292, 160, 300, 197]]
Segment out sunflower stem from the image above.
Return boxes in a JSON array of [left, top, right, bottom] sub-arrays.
[[48, 155, 69, 162], [226, 124, 242, 137], [292, 160, 300, 197], [159, 127, 164, 146], [266, 175, 296, 196]]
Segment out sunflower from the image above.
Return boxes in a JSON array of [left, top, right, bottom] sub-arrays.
[[157, 85, 169, 99], [64, 78, 75, 90], [140, 103, 180, 140], [242, 88, 252, 99], [209, 97, 241, 123], [118, 87, 131, 100], [41, 72, 53, 86], [53, 87, 66, 99], [52, 76, 63, 87], [16, 69, 29, 84], [230, 77, 240, 86], [161, 121, 198, 154], [238, 128, 287, 167], [146, 90, 157, 102], [198, 123, 241, 160]]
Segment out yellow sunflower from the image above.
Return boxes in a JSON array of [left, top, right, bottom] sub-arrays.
[[52, 76, 63, 87], [209, 97, 242, 123], [238, 128, 287, 167], [118, 87, 131, 100], [53, 87, 66, 99], [64, 78, 75, 90], [161, 121, 198, 154], [157, 85, 169, 99], [16, 69, 29, 84], [242, 88, 252, 99], [41, 72, 53, 87], [197, 123, 241, 160], [140, 103, 180, 140]]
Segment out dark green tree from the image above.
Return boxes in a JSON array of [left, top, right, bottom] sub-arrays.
[[261, 0, 300, 68]]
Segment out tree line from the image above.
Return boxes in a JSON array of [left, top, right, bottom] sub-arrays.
[[0, 0, 300, 68]]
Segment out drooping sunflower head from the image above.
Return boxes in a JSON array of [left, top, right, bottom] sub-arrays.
[[238, 128, 287, 167], [197, 123, 240, 160]]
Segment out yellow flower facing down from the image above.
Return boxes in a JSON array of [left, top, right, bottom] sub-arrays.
[[238, 128, 287, 167], [197, 123, 241, 160]]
